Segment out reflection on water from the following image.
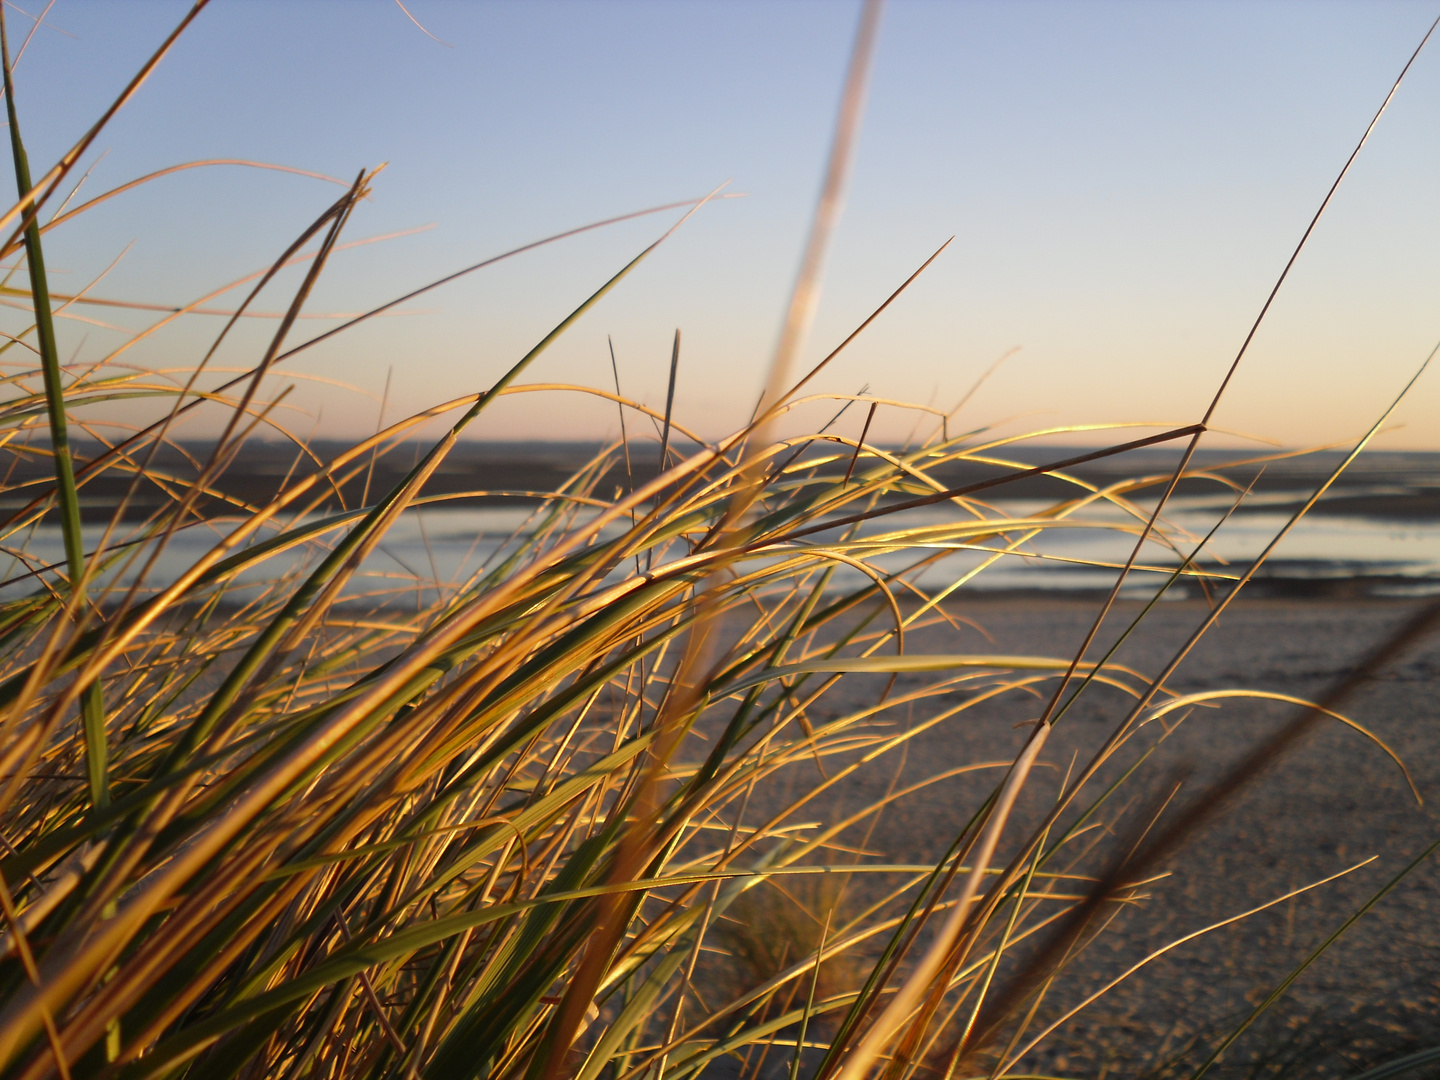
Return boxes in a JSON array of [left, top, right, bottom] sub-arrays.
[[3, 493, 1438, 603], [862, 499, 1440, 598]]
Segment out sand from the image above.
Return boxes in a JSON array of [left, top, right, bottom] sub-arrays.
[[729, 598, 1440, 1078]]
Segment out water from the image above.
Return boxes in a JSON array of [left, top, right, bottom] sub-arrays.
[[4, 487, 1437, 604], [851, 497, 1440, 598]]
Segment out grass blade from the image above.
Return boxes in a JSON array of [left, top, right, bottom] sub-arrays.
[[0, 8, 106, 810]]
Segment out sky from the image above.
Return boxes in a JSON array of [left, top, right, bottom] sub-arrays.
[[7, 0, 1440, 449]]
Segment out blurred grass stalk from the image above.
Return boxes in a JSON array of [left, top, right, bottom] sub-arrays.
[[0, 4, 1433, 1080]]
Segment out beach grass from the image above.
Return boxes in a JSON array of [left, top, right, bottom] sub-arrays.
[[0, 3, 1436, 1080]]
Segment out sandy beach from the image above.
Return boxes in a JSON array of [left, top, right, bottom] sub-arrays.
[[731, 598, 1440, 1077]]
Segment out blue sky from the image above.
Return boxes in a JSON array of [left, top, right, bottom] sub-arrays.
[[7, 0, 1440, 447]]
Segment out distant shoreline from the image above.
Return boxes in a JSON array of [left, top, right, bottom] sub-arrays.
[[5, 441, 1438, 522]]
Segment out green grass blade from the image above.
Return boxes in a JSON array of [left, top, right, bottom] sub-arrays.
[[0, 7, 107, 810]]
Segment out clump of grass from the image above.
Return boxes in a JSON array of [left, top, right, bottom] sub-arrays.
[[712, 873, 869, 1011], [0, 5, 1435, 1080]]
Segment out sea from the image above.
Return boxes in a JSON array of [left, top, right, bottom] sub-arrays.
[[1, 445, 1437, 604]]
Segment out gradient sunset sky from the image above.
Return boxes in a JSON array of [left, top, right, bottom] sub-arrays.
[[8, 0, 1440, 448]]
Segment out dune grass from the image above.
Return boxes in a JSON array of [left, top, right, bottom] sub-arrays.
[[0, 3, 1437, 1080]]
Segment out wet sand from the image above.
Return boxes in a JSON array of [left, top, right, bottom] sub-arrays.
[[732, 599, 1440, 1077]]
